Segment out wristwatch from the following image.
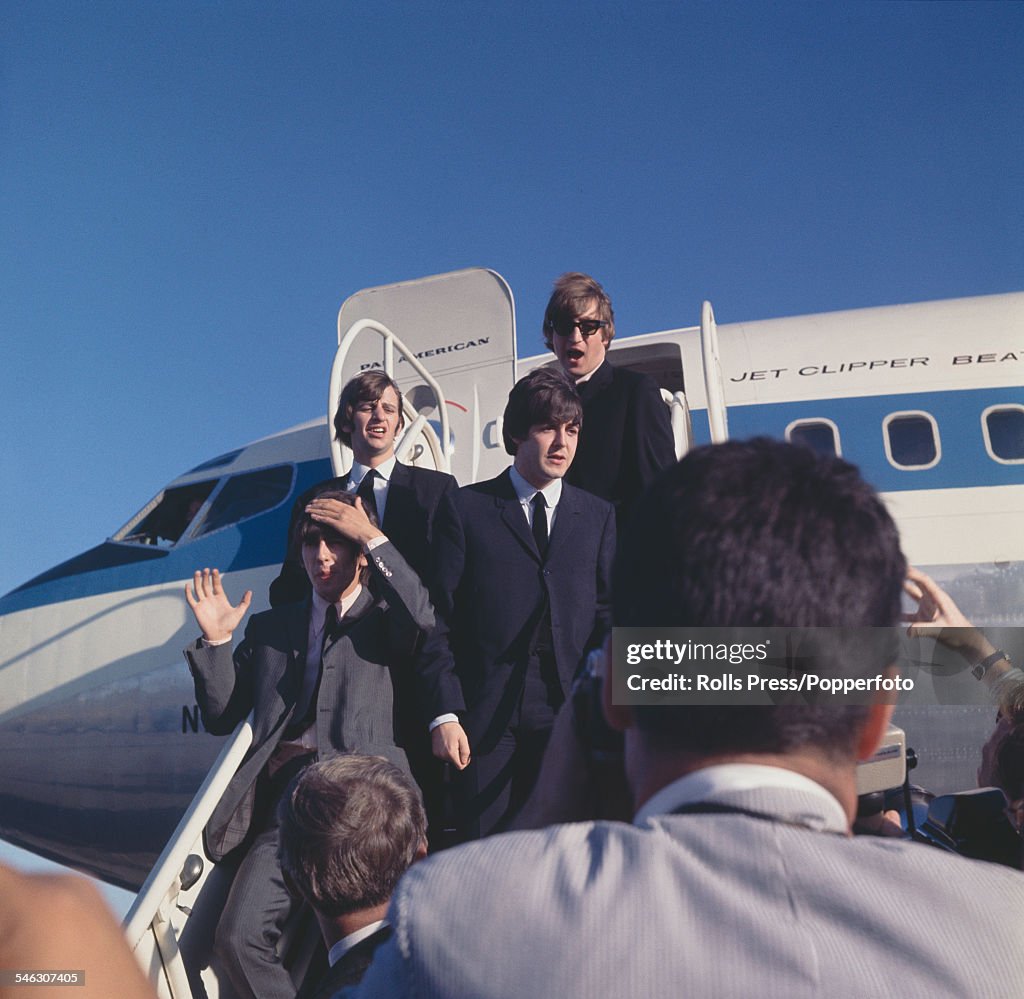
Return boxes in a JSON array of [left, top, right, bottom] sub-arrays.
[[972, 649, 1010, 681]]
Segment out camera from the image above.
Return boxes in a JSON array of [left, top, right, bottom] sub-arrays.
[[856, 726, 1021, 868]]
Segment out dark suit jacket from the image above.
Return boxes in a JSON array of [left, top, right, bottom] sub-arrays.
[[269, 462, 458, 607], [568, 360, 675, 528], [296, 924, 392, 999], [184, 542, 434, 860], [421, 471, 615, 751]]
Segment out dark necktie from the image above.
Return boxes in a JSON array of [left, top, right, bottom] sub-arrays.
[[531, 492, 548, 557], [356, 469, 379, 525], [290, 603, 338, 735], [322, 603, 340, 653]]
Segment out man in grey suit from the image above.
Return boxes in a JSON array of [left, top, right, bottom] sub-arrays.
[[350, 439, 1024, 999], [185, 490, 433, 999]]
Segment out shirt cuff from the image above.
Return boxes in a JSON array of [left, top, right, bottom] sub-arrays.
[[429, 713, 459, 731], [200, 635, 232, 647], [365, 535, 388, 552]]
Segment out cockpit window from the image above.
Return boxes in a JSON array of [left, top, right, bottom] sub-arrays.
[[114, 465, 294, 547], [193, 465, 294, 537], [115, 481, 218, 547]]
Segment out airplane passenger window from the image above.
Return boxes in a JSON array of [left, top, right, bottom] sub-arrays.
[[194, 465, 294, 537], [982, 406, 1024, 463], [884, 412, 940, 469], [786, 420, 840, 457], [115, 481, 218, 547]]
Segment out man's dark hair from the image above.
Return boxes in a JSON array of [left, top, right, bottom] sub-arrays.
[[614, 438, 906, 760], [996, 723, 1024, 803], [542, 272, 616, 351], [334, 371, 405, 447], [502, 367, 583, 455], [292, 489, 376, 586], [277, 755, 426, 919]]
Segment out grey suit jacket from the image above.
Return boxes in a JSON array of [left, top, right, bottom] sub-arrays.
[[349, 783, 1024, 998], [185, 541, 434, 860]]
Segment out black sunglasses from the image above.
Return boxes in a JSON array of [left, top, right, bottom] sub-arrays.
[[547, 317, 609, 339]]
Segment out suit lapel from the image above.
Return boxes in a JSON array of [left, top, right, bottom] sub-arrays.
[[381, 460, 413, 536], [284, 601, 312, 678], [496, 470, 542, 563], [577, 360, 613, 402], [322, 586, 375, 655], [270, 601, 312, 729], [545, 483, 580, 562]]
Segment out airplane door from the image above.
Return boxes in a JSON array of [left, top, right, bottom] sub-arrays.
[[329, 268, 517, 485]]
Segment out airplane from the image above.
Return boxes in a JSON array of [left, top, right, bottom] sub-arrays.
[[0, 268, 1021, 996]]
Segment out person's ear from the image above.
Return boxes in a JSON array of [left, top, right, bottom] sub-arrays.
[[856, 665, 898, 761], [600, 636, 633, 733], [412, 839, 428, 863], [337, 405, 354, 436]]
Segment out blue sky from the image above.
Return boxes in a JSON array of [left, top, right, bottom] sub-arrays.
[[2, 2, 1021, 599], [0, 0, 1021, 904]]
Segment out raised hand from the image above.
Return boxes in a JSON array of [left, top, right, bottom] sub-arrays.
[[185, 568, 252, 643], [902, 566, 991, 661], [305, 495, 383, 547]]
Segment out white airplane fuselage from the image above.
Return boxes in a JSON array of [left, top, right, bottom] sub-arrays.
[[1, 276, 1022, 889]]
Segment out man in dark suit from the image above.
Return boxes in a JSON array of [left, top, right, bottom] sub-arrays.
[[544, 272, 675, 528], [184, 490, 434, 999], [424, 367, 615, 839], [277, 755, 427, 999], [269, 370, 458, 608]]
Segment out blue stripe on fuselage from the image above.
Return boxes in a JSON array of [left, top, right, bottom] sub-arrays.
[[694, 386, 1024, 492], [5, 384, 1022, 613]]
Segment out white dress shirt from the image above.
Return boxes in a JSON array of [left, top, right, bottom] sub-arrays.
[[327, 919, 389, 967], [508, 463, 563, 534], [348, 455, 397, 524]]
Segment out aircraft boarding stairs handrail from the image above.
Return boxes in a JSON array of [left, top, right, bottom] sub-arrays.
[[124, 717, 255, 999], [701, 300, 730, 443], [328, 317, 453, 478], [663, 389, 693, 458]]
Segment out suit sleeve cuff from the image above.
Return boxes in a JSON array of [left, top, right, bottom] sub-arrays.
[[429, 713, 459, 731]]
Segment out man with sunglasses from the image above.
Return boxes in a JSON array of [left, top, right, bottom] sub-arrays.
[[543, 272, 675, 529]]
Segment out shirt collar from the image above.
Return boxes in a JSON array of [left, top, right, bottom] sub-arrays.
[[633, 763, 848, 833], [327, 919, 388, 966], [350, 455, 396, 487], [508, 463, 562, 510], [310, 584, 364, 641]]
